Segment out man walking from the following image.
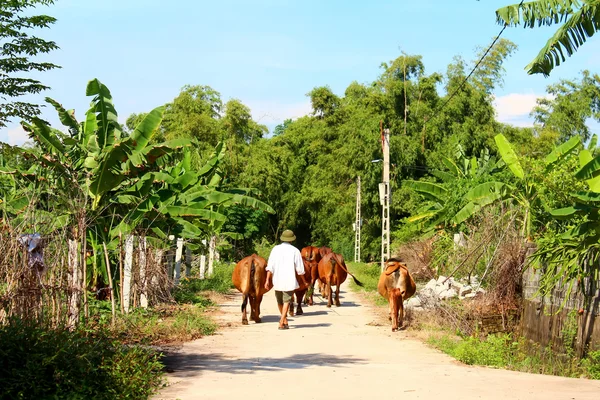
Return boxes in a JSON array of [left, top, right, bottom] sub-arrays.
[[265, 229, 306, 330]]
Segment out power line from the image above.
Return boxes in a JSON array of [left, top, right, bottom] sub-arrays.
[[423, 0, 525, 128]]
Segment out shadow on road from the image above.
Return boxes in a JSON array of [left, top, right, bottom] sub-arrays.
[[162, 352, 366, 378], [292, 322, 332, 329]]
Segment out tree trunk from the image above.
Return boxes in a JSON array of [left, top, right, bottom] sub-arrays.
[[119, 233, 124, 314]]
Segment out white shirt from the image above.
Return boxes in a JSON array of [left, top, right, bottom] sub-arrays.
[[266, 242, 305, 291]]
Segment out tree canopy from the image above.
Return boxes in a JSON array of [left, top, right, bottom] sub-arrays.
[[0, 0, 60, 127]]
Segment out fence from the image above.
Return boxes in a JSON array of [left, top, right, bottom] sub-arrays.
[[0, 232, 219, 328], [521, 265, 600, 357]]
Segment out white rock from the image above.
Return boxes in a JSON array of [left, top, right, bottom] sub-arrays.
[[464, 292, 477, 299], [434, 284, 448, 296], [476, 287, 486, 294], [425, 279, 437, 291], [406, 297, 422, 308], [451, 280, 464, 291], [459, 285, 472, 296], [437, 275, 447, 284], [439, 288, 458, 300]]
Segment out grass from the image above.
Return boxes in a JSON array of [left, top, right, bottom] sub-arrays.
[[347, 262, 388, 306]]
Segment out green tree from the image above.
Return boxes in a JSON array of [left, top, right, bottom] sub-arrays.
[[162, 85, 223, 149], [497, 0, 600, 75], [0, 0, 60, 127], [532, 70, 600, 142]]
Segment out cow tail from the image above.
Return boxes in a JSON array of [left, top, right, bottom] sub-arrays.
[[335, 255, 364, 287], [241, 258, 255, 312]]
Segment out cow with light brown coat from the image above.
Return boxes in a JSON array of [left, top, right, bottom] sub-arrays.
[[318, 252, 363, 307], [377, 257, 416, 332], [231, 254, 271, 325]]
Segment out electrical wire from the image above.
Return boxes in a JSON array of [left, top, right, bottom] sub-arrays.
[[423, 0, 525, 128]]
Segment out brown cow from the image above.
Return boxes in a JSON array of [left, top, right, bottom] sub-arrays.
[[318, 252, 363, 307], [289, 259, 312, 317], [301, 246, 321, 306], [231, 254, 271, 325], [377, 257, 416, 332]]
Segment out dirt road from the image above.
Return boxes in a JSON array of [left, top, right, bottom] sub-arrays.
[[155, 283, 600, 400]]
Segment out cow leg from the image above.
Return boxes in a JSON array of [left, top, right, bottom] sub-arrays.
[[249, 295, 257, 322], [334, 284, 341, 307], [288, 293, 295, 317], [390, 288, 401, 332], [241, 294, 249, 325], [398, 299, 405, 330], [254, 294, 263, 323], [296, 289, 305, 315], [326, 279, 333, 308]]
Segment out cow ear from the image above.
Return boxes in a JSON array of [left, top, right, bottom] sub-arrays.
[[384, 263, 400, 275]]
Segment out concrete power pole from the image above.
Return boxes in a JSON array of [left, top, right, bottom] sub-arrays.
[[354, 176, 361, 263], [380, 124, 391, 271]]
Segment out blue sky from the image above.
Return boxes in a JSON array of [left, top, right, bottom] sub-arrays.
[[2, 0, 599, 145]]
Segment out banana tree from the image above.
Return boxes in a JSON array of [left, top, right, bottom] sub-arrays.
[[404, 147, 503, 231], [454, 134, 582, 237], [496, 0, 600, 76], [530, 137, 600, 301]]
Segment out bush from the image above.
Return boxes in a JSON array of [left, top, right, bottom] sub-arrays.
[[582, 350, 600, 380], [0, 319, 164, 399]]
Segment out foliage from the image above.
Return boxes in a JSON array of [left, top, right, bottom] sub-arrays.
[[0, 0, 60, 127], [428, 331, 600, 379], [532, 70, 600, 142], [175, 263, 236, 298], [0, 318, 164, 399], [497, 0, 600, 75]]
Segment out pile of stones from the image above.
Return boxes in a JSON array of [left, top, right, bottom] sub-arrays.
[[405, 275, 486, 312]]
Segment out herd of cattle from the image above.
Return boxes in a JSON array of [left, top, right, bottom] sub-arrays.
[[231, 246, 417, 331]]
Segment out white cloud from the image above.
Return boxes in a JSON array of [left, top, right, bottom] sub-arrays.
[[5, 126, 30, 146], [246, 100, 312, 125], [493, 93, 540, 127]]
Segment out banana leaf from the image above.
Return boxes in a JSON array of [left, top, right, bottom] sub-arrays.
[[494, 134, 524, 179]]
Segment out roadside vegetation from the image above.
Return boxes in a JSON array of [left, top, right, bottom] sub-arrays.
[[2, 0, 600, 396]]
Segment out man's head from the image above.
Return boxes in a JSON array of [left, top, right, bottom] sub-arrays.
[[280, 229, 296, 242]]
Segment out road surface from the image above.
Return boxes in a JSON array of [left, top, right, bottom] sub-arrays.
[[155, 282, 600, 400]]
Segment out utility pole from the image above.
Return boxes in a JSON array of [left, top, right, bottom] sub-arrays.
[[354, 176, 361, 263], [380, 122, 391, 271]]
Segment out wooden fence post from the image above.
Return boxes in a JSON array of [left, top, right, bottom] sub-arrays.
[[208, 235, 216, 277], [139, 236, 148, 309], [174, 238, 183, 285], [185, 246, 192, 278], [199, 255, 206, 280], [123, 235, 134, 313], [67, 239, 80, 329]]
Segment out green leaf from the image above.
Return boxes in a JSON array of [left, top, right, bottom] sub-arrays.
[[431, 169, 455, 182], [571, 191, 600, 202], [22, 119, 65, 154], [494, 134, 524, 179], [407, 210, 439, 223], [404, 180, 448, 202], [589, 134, 598, 151], [130, 106, 164, 152], [165, 205, 227, 221], [45, 97, 80, 136], [550, 204, 596, 219], [465, 182, 507, 202], [442, 157, 461, 177], [544, 136, 581, 168]]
